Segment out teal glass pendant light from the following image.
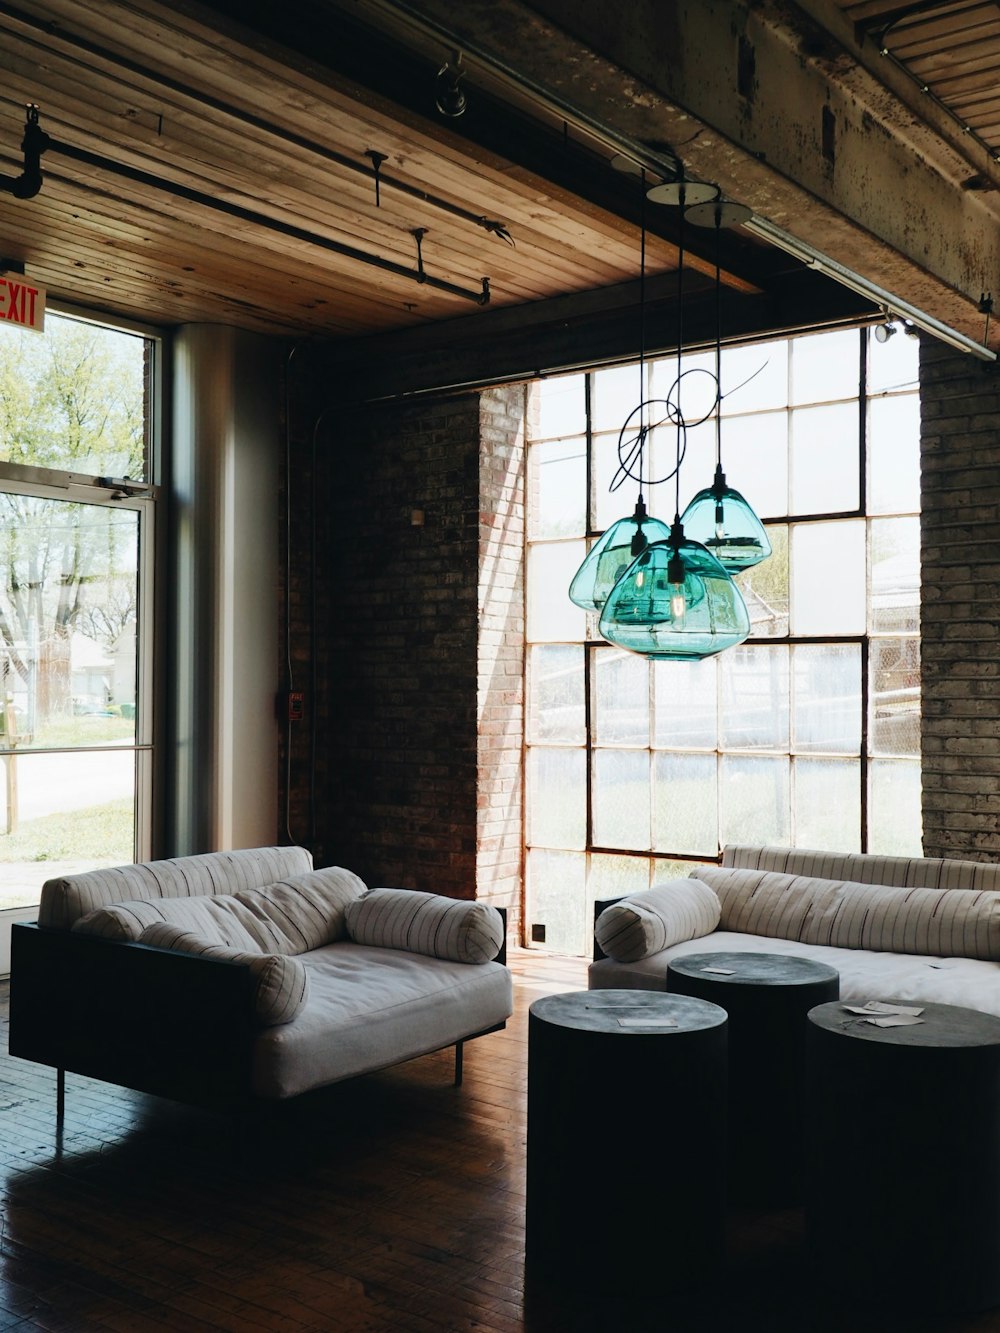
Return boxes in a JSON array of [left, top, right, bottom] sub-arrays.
[[679, 197, 771, 574], [680, 462, 772, 573], [568, 496, 671, 612], [599, 520, 750, 660]]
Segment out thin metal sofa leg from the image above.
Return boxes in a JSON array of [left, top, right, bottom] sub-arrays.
[[455, 1041, 464, 1086], [57, 1067, 65, 1126]]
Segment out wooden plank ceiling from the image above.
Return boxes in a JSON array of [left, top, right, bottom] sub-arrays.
[[0, 0, 742, 339], [834, 0, 1000, 161]]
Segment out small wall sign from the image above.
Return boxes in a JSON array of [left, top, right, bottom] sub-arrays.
[[0, 276, 44, 331]]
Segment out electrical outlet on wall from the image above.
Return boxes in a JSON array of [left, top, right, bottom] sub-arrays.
[[531, 923, 546, 943]]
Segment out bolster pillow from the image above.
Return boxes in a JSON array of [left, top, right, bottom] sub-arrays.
[[139, 923, 309, 1025], [594, 878, 721, 962], [344, 888, 505, 964], [697, 865, 1000, 961]]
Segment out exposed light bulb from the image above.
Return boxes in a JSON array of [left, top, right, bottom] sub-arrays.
[[670, 587, 687, 622], [715, 499, 726, 542]]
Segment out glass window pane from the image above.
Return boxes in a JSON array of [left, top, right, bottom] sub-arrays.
[[791, 520, 866, 636], [790, 403, 860, 514], [592, 362, 649, 433], [790, 329, 860, 404], [527, 645, 585, 744], [653, 752, 718, 855], [720, 755, 790, 846], [527, 747, 586, 849], [738, 524, 789, 638], [868, 759, 922, 856], [793, 644, 861, 754], [593, 749, 650, 850], [721, 341, 789, 414], [870, 638, 920, 757], [720, 645, 790, 751], [528, 437, 586, 538], [714, 412, 788, 519], [867, 325, 920, 395], [0, 314, 149, 479], [527, 541, 589, 643], [871, 516, 919, 635], [653, 656, 718, 750], [526, 848, 588, 954], [650, 350, 717, 428], [0, 749, 135, 906], [531, 373, 585, 439], [793, 758, 861, 851], [589, 853, 651, 909], [593, 647, 649, 746], [0, 495, 140, 750], [868, 394, 920, 515], [592, 432, 651, 534]]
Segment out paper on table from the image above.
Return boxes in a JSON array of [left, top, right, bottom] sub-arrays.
[[701, 966, 736, 975], [842, 1002, 924, 1017], [863, 1001, 924, 1016], [864, 1014, 925, 1027], [617, 1017, 679, 1029]]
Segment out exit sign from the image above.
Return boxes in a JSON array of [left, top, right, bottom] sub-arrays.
[[0, 276, 44, 332]]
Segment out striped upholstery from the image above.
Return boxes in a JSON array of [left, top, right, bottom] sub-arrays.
[[698, 865, 1000, 961], [594, 878, 721, 962], [39, 846, 314, 930], [73, 895, 273, 948], [233, 867, 366, 954], [140, 923, 309, 1025], [723, 845, 1000, 892], [345, 889, 505, 964]]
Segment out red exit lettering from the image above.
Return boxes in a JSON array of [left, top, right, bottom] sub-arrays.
[[0, 276, 45, 332]]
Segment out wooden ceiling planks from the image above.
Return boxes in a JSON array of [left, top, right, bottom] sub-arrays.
[[0, 0, 703, 337], [835, 0, 1000, 157]]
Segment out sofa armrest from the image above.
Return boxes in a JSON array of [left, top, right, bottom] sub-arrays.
[[592, 897, 624, 961], [9, 921, 259, 1109]]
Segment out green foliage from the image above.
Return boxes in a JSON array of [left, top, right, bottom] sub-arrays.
[[0, 797, 133, 863]]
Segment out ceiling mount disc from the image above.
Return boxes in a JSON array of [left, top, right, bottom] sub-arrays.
[[646, 180, 719, 206], [685, 200, 754, 228]]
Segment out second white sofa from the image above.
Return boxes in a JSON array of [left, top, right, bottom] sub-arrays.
[[589, 844, 1000, 1017]]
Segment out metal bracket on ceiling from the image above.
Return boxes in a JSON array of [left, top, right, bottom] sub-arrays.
[[366, 149, 389, 206], [0, 104, 49, 200]]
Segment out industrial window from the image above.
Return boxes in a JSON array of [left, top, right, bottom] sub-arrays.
[[524, 326, 921, 955], [0, 309, 158, 910]]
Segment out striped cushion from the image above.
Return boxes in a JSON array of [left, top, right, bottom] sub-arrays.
[[72, 895, 279, 950], [39, 846, 314, 930], [344, 889, 505, 964], [234, 867, 367, 954], [699, 865, 1000, 961], [594, 879, 721, 963], [139, 923, 309, 1025], [722, 845, 1000, 892]]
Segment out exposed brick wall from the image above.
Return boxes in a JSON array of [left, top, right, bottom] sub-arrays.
[[920, 337, 1000, 861], [281, 373, 525, 929]]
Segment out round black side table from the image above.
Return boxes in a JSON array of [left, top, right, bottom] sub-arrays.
[[805, 999, 1000, 1315], [525, 989, 728, 1293], [666, 951, 840, 1203]]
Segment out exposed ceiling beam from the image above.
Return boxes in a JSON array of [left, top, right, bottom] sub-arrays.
[[345, 0, 1000, 355]]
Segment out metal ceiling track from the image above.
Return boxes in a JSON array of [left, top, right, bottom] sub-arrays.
[[0, 105, 491, 306]]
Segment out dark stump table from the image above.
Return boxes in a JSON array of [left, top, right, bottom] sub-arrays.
[[525, 989, 728, 1292], [805, 999, 1000, 1315], [666, 951, 840, 1203]]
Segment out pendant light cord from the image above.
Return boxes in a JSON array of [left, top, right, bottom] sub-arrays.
[[638, 173, 647, 506], [713, 202, 723, 473], [674, 185, 685, 524]]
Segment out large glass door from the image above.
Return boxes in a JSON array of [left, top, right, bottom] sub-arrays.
[[0, 481, 153, 907], [0, 310, 155, 909]]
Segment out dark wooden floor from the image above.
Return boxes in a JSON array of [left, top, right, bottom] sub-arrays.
[[1, 951, 999, 1332]]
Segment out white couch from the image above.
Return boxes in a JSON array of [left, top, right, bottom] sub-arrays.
[[9, 845, 513, 1110], [589, 845, 1000, 1017]]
